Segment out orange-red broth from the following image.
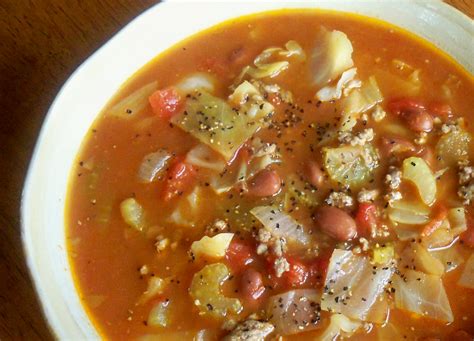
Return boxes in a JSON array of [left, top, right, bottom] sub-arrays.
[[66, 9, 474, 340]]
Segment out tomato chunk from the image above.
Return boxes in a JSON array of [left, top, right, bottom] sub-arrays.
[[355, 203, 378, 237], [149, 87, 182, 118], [461, 214, 474, 248], [388, 98, 425, 115], [308, 256, 330, 282], [162, 159, 195, 201], [225, 239, 255, 272], [284, 257, 308, 287]]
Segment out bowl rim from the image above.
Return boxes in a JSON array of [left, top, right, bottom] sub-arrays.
[[20, 0, 474, 339]]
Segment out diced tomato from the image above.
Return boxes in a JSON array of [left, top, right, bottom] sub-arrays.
[[387, 98, 426, 116], [308, 256, 330, 284], [421, 204, 447, 237], [149, 87, 182, 119], [428, 102, 453, 119], [225, 239, 255, 272], [355, 203, 378, 237], [461, 214, 474, 248], [162, 158, 195, 201], [284, 257, 308, 287]]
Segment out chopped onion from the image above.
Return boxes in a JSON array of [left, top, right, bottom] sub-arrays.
[[191, 233, 234, 259], [316, 68, 358, 102], [176, 72, 215, 93], [250, 206, 310, 246], [120, 198, 145, 231], [458, 253, 474, 289], [137, 149, 171, 183], [402, 157, 436, 205], [266, 289, 321, 335], [388, 200, 430, 225], [186, 144, 226, 172], [321, 249, 394, 321], [318, 314, 361, 341], [108, 81, 157, 117], [393, 269, 453, 323]]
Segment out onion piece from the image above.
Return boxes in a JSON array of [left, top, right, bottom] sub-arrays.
[[250, 206, 310, 246], [266, 289, 321, 335], [316, 68, 358, 102], [137, 149, 171, 183], [176, 73, 215, 93], [458, 254, 474, 289], [321, 249, 394, 321], [108, 81, 157, 117], [318, 314, 361, 341], [388, 200, 430, 225], [186, 144, 226, 172], [393, 269, 453, 323], [402, 157, 436, 205]]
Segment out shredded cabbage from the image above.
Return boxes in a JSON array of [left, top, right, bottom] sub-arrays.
[[137, 149, 171, 183], [250, 206, 310, 246], [431, 245, 464, 273], [318, 314, 361, 341], [316, 68, 358, 102], [321, 249, 394, 321], [458, 254, 474, 289], [393, 269, 453, 322], [399, 243, 444, 276], [186, 144, 226, 172], [402, 157, 437, 205], [388, 200, 430, 225], [108, 81, 157, 117]]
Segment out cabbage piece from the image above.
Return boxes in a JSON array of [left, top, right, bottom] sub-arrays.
[[137, 149, 172, 183], [311, 28, 354, 86], [388, 200, 430, 225], [321, 249, 394, 321], [340, 76, 383, 131], [190, 263, 242, 318], [458, 253, 474, 289], [176, 72, 215, 93], [108, 81, 157, 118], [138, 277, 167, 305], [120, 198, 146, 231], [394, 225, 420, 241], [431, 245, 464, 273], [399, 243, 444, 276], [366, 295, 390, 324], [191, 233, 234, 259], [436, 130, 471, 167], [421, 218, 454, 250], [393, 269, 453, 322], [148, 300, 170, 327], [402, 157, 436, 205], [323, 144, 378, 188], [284, 174, 322, 209], [316, 68, 358, 102], [266, 289, 321, 335], [250, 206, 310, 246], [186, 144, 226, 172], [171, 85, 273, 160], [374, 69, 421, 97], [448, 207, 467, 236], [318, 314, 361, 341]]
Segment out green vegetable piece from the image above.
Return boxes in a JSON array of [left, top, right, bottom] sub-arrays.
[[190, 263, 242, 318], [436, 130, 471, 167], [323, 144, 378, 188]]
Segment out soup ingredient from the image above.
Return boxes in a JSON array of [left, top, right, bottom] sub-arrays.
[[393, 269, 453, 322], [448, 207, 467, 236], [399, 243, 445, 276], [120, 198, 145, 231], [246, 169, 281, 197], [457, 254, 474, 289], [185, 144, 226, 172], [402, 157, 436, 205], [388, 200, 430, 225], [318, 314, 361, 341], [240, 268, 265, 300], [191, 233, 234, 259], [321, 249, 394, 321], [355, 203, 378, 237], [149, 87, 182, 118], [137, 149, 172, 183], [267, 289, 321, 335], [175, 72, 215, 93], [190, 263, 243, 318], [372, 243, 394, 265], [147, 300, 170, 327], [314, 206, 357, 241], [162, 159, 196, 201], [431, 245, 464, 272], [316, 67, 358, 102], [223, 319, 275, 341], [388, 98, 433, 133], [311, 28, 354, 86], [138, 277, 167, 305], [436, 129, 471, 167], [108, 81, 158, 117], [323, 144, 378, 188], [305, 160, 325, 187]]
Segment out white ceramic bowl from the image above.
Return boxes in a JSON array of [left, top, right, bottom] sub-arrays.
[[21, 0, 473, 339]]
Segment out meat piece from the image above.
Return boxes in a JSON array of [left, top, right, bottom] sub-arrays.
[[325, 191, 354, 208], [458, 160, 474, 205], [338, 128, 374, 146], [274, 257, 290, 278], [357, 188, 379, 203], [223, 319, 275, 341]]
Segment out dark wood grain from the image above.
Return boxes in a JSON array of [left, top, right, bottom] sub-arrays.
[[0, 1, 470, 340]]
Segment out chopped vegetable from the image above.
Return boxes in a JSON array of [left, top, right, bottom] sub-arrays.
[[402, 157, 437, 205], [162, 159, 196, 201], [448, 207, 467, 236], [108, 81, 158, 117], [266, 289, 321, 335], [321, 249, 394, 321], [422, 220, 453, 250], [316, 68, 358, 102], [375, 69, 421, 97], [311, 28, 354, 86], [138, 277, 167, 305], [431, 245, 464, 272], [250, 206, 310, 246], [149, 87, 182, 118], [137, 149, 172, 183], [323, 144, 378, 188], [225, 239, 255, 273], [148, 300, 170, 327], [171, 85, 273, 160], [284, 174, 321, 209], [189, 263, 242, 318], [185, 144, 226, 172], [393, 269, 453, 323], [167, 186, 201, 227], [436, 130, 471, 167], [388, 200, 430, 225], [318, 314, 361, 341], [120, 198, 145, 231], [283, 257, 309, 287], [355, 203, 378, 237], [191, 233, 234, 259], [372, 243, 394, 265], [457, 254, 474, 289], [175, 72, 215, 93], [399, 243, 444, 276]]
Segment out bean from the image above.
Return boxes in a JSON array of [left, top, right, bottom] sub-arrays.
[[380, 137, 416, 156], [314, 206, 357, 241], [306, 160, 324, 187], [240, 268, 265, 300], [247, 169, 281, 197], [401, 109, 433, 133]]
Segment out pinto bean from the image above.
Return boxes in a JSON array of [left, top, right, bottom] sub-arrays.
[[401, 109, 434, 133], [314, 206, 357, 241], [306, 160, 324, 187], [247, 169, 281, 197], [240, 268, 265, 300]]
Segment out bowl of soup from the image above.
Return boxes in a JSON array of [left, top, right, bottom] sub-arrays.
[[21, 1, 474, 339]]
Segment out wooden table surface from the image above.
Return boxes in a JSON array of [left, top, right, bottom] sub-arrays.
[[0, 0, 471, 339]]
